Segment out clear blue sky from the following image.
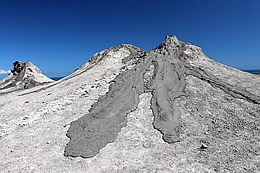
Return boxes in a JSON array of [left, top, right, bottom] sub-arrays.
[[1, 0, 259, 78]]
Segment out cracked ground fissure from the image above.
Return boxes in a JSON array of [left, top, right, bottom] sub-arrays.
[[64, 36, 260, 158]]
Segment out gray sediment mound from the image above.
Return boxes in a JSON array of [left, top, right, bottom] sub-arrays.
[[0, 61, 54, 93], [64, 36, 260, 158]]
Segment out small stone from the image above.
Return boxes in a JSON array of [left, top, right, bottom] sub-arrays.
[[23, 117, 29, 120], [200, 143, 208, 150], [204, 131, 210, 135], [142, 141, 153, 148]]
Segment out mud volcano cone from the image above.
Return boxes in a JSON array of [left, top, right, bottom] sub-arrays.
[[64, 36, 259, 158], [0, 61, 53, 92]]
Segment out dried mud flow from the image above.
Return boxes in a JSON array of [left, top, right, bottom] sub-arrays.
[[64, 36, 260, 158]]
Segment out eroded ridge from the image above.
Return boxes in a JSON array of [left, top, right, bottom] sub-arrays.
[[65, 36, 260, 158]]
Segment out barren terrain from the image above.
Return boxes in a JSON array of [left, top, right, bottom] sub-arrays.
[[0, 36, 259, 172]]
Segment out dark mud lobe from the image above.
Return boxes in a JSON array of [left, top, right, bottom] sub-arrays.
[[64, 36, 260, 158]]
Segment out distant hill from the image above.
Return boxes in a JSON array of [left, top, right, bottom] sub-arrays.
[[243, 69, 260, 74], [0, 61, 53, 93], [49, 76, 65, 81]]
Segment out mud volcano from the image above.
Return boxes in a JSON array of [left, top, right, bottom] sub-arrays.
[[64, 36, 260, 158], [0, 61, 53, 93]]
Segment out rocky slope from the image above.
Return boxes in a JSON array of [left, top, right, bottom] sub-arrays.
[[0, 61, 54, 94], [0, 36, 259, 172]]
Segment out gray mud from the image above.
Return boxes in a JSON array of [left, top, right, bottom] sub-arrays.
[[65, 36, 260, 158]]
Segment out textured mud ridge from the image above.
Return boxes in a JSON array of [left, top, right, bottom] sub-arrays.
[[65, 36, 260, 158]]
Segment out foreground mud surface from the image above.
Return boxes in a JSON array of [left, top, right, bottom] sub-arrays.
[[0, 36, 259, 172]]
